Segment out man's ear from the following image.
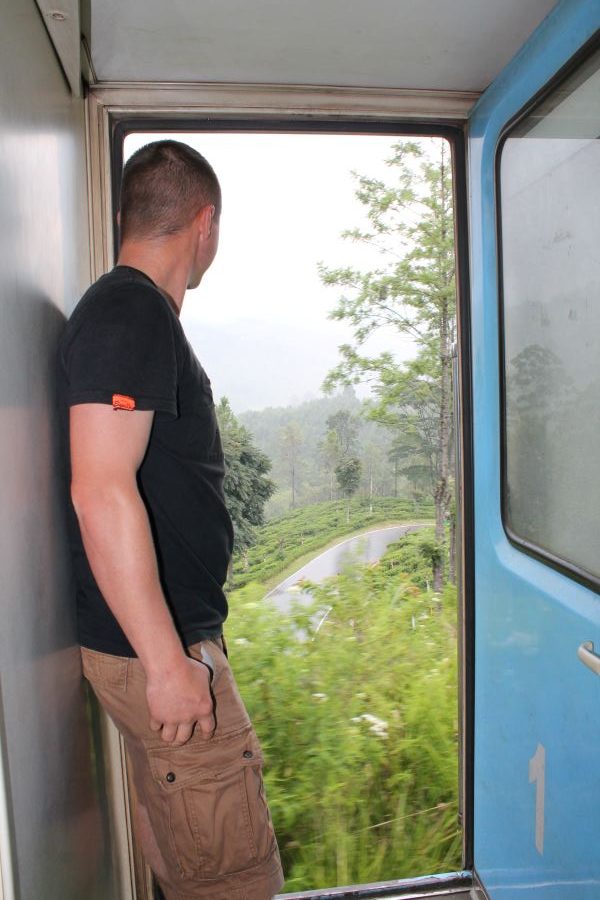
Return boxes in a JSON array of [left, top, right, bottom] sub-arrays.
[[195, 204, 215, 241]]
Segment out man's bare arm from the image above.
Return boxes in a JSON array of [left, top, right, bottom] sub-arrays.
[[70, 403, 214, 744]]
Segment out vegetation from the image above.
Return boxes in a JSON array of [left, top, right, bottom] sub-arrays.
[[320, 139, 456, 589], [238, 389, 410, 518], [230, 497, 434, 589], [335, 456, 362, 522], [279, 421, 304, 509], [326, 408, 360, 457], [217, 398, 275, 552], [227, 527, 460, 891]]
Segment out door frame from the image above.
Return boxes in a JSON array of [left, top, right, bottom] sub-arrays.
[[0, 683, 16, 900], [85, 81, 477, 899]]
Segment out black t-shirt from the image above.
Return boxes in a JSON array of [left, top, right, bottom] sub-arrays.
[[58, 265, 234, 656]]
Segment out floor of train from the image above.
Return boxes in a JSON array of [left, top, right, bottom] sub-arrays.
[[154, 882, 482, 899], [276, 891, 480, 900]]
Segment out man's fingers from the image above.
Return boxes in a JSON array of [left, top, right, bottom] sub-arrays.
[[160, 723, 178, 743], [149, 717, 194, 744], [151, 714, 213, 743], [197, 711, 216, 738], [172, 723, 195, 746], [156, 719, 207, 744]]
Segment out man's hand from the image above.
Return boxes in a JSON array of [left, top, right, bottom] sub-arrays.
[[146, 656, 215, 745]]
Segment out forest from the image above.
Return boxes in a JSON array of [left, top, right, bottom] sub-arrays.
[[214, 138, 459, 890]]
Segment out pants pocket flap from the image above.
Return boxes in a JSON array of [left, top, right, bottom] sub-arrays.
[[147, 726, 264, 790]]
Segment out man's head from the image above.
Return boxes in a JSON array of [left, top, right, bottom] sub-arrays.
[[120, 140, 221, 241]]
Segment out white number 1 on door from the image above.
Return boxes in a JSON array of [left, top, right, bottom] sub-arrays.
[[528, 743, 545, 855]]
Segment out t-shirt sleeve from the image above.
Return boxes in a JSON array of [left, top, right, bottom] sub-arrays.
[[63, 285, 178, 417]]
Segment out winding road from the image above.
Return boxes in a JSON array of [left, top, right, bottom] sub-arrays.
[[266, 522, 428, 614]]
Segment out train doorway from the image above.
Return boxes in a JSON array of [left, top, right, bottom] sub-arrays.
[[92, 121, 474, 898]]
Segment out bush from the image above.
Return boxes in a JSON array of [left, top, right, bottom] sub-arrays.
[[226, 551, 460, 891], [376, 527, 443, 590]]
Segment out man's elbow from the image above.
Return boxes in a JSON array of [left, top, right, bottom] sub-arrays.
[[70, 477, 135, 523], [70, 479, 102, 526]]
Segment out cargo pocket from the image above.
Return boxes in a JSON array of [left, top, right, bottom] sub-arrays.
[[146, 726, 276, 879]]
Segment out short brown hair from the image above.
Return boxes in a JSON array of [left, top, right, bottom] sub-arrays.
[[119, 140, 221, 241]]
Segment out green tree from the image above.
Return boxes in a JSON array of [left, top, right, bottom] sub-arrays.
[[335, 456, 362, 522], [216, 398, 275, 555], [363, 439, 386, 513], [319, 428, 342, 500], [326, 409, 360, 456], [320, 140, 456, 588], [388, 428, 431, 503], [279, 421, 304, 509]]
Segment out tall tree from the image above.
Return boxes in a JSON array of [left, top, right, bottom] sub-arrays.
[[388, 429, 432, 503], [335, 456, 362, 523], [279, 421, 303, 508], [320, 140, 456, 588], [325, 409, 360, 457], [319, 428, 342, 501], [319, 410, 361, 502], [216, 398, 275, 555]]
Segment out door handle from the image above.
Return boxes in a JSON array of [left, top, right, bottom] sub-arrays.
[[577, 641, 600, 676]]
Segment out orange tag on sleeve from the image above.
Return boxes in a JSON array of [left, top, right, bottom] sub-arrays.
[[112, 393, 136, 411]]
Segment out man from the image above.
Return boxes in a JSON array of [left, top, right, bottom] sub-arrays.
[[59, 140, 284, 900]]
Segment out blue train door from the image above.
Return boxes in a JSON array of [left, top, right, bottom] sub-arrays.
[[467, 3, 600, 898]]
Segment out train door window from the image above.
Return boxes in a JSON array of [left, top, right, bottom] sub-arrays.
[[498, 44, 600, 585], [119, 130, 463, 893]]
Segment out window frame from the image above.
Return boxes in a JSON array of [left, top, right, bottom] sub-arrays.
[[495, 30, 600, 595]]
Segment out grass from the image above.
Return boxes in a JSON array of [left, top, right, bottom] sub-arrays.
[[231, 497, 434, 589]]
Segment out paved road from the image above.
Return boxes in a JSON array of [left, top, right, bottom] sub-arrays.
[[266, 522, 427, 614]]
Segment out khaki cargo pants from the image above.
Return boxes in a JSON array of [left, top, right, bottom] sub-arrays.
[[81, 638, 284, 900]]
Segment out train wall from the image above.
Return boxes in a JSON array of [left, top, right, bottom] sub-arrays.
[[0, 3, 115, 898]]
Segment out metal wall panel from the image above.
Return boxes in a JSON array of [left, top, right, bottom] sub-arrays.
[[88, 0, 558, 90], [0, 2, 116, 898]]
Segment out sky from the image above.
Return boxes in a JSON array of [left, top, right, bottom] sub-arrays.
[[124, 132, 442, 413]]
